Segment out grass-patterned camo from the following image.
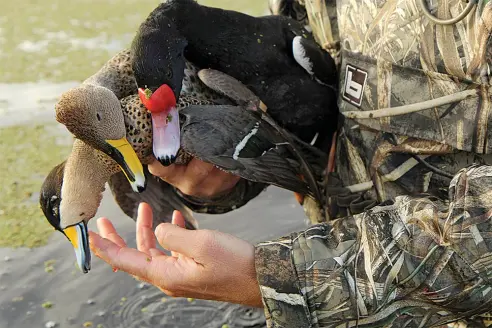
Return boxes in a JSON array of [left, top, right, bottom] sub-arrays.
[[252, 0, 492, 327], [256, 164, 492, 327]]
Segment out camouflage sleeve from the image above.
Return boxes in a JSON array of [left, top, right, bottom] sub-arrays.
[[174, 179, 269, 215], [255, 164, 492, 327]]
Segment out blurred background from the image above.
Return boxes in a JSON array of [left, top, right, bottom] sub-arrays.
[[0, 1, 308, 327], [0, 0, 268, 250]]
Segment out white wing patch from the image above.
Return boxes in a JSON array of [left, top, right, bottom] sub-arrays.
[[292, 35, 313, 76], [310, 132, 319, 145], [233, 122, 260, 160]]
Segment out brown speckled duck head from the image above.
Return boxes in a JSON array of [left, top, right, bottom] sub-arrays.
[[55, 84, 146, 193]]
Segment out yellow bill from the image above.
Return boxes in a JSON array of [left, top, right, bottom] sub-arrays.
[[106, 137, 146, 192]]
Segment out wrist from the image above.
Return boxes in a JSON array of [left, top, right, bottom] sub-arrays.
[[243, 244, 264, 308]]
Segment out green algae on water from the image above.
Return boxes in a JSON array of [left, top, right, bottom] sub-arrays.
[[12, 296, 24, 302], [0, 0, 266, 84], [44, 259, 56, 273], [0, 124, 71, 248]]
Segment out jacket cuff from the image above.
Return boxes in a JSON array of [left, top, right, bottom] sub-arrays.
[[254, 232, 314, 328]]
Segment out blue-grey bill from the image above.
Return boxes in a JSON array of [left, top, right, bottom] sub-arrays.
[[63, 222, 91, 273]]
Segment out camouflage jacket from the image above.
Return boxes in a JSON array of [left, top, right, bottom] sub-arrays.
[[172, 0, 492, 326], [252, 0, 492, 327]]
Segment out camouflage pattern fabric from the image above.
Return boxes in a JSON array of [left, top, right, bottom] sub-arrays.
[[254, 0, 492, 326], [268, 0, 492, 223], [332, 0, 492, 214], [323, 0, 492, 220], [256, 164, 492, 327]]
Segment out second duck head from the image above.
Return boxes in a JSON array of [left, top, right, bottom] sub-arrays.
[[55, 84, 146, 193]]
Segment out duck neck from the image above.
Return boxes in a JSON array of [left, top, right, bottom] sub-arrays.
[[60, 139, 116, 224]]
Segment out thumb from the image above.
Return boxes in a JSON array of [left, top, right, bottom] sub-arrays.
[[155, 221, 200, 258]]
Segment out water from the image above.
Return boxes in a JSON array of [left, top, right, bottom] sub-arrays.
[[0, 82, 78, 127], [0, 187, 305, 328]]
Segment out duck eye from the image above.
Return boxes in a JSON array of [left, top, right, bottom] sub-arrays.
[[96, 113, 102, 121]]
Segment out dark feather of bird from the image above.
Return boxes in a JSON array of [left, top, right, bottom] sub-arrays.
[[192, 68, 326, 205], [179, 104, 327, 201]]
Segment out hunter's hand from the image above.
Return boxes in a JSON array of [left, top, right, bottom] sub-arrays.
[[148, 158, 240, 199], [89, 203, 263, 307]]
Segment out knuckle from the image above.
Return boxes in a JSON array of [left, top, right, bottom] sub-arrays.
[[148, 164, 170, 181], [155, 224, 172, 245], [178, 181, 200, 197]]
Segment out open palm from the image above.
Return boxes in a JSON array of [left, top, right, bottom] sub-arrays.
[[89, 203, 262, 307]]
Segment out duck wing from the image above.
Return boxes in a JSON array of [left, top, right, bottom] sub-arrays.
[[197, 69, 261, 107], [108, 166, 198, 230], [179, 104, 327, 197], [195, 68, 324, 202]]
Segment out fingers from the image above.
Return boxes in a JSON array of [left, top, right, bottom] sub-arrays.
[[183, 160, 213, 184], [148, 158, 239, 198], [149, 248, 163, 257], [89, 231, 171, 281], [96, 218, 127, 247], [148, 158, 209, 197], [136, 202, 156, 255], [155, 222, 202, 259], [195, 168, 241, 197], [148, 159, 186, 185], [172, 210, 186, 229]]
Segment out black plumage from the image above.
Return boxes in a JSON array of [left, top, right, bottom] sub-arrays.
[[131, 0, 339, 145]]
